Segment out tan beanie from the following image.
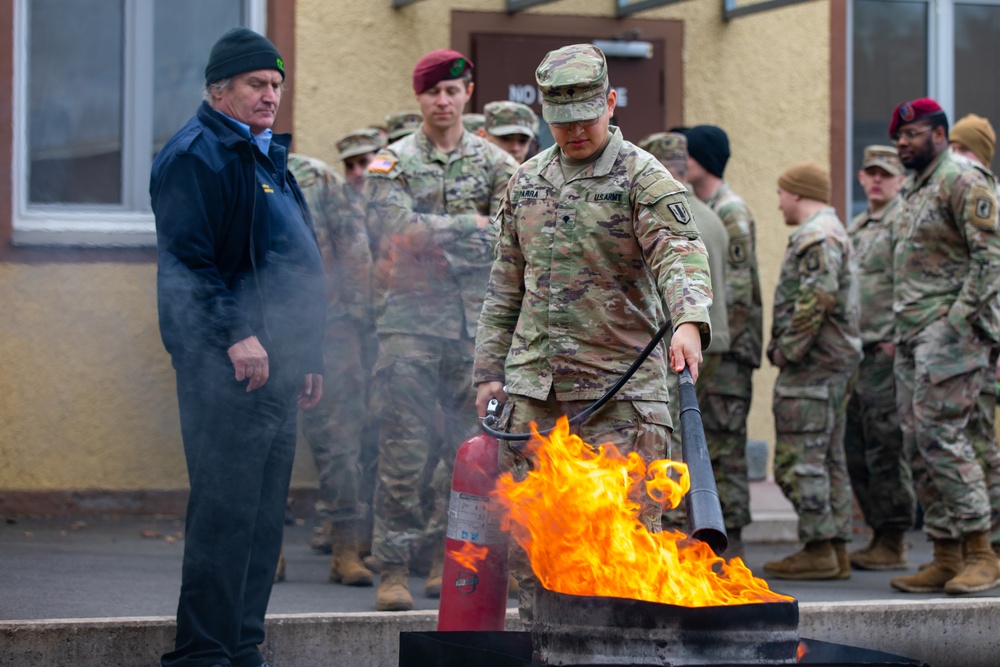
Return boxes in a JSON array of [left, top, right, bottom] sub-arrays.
[[950, 114, 996, 166], [778, 162, 831, 204]]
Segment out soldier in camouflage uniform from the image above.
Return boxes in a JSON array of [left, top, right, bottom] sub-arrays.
[[885, 98, 1000, 596], [844, 145, 916, 571], [385, 111, 422, 142], [365, 49, 517, 612], [338, 128, 385, 195], [479, 100, 539, 164], [287, 153, 375, 587], [473, 44, 713, 623], [949, 114, 1000, 558], [638, 132, 731, 510], [763, 162, 862, 581], [462, 112, 486, 133], [684, 125, 763, 554]]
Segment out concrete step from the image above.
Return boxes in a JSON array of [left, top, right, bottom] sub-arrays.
[[745, 478, 799, 543]]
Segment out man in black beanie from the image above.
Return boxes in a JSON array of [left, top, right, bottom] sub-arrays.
[[152, 27, 326, 667], [684, 124, 764, 559]]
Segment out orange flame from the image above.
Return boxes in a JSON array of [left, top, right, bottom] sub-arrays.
[[451, 541, 489, 572], [493, 416, 792, 607], [796, 641, 809, 661]]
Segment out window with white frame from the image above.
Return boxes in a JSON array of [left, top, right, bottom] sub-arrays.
[[850, 0, 1000, 215], [14, 0, 266, 246]]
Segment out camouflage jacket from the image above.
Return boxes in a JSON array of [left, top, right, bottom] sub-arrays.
[[473, 127, 713, 402], [705, 182, 763, 368], [769, 207, 862, 373], [848, 197, 899, 346], [892, 150, 1000, 344], [688, 187, 731, 354], [288, 154, 372, 326], [365, 129, 517, 340]]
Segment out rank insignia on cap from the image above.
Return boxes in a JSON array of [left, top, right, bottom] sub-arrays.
[[368, 157, 396, 173], [900, 103, 915, 122], [667, 202, 691, 225]]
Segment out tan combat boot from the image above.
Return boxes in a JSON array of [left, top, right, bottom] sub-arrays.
[[329, 524, 374, 586], [310, 520, 333, 554], [375, 565, 413, 611], [944, 531, 1000, 595], [851, 529, 908, 571], [890, 538, 962, 593], [832, 539, 851, 579], [848, 529, 879, 564], [424, 547, 445, 598], [763, 540, 841, 580]]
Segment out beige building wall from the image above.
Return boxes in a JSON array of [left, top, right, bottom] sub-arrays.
[[296, 0, 832, 456]]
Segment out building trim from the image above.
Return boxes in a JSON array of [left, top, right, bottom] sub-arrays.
[[723, 0, 822, 21], [830, 0, 848, 221]]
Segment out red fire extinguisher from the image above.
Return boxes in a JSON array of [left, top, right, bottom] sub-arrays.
[[437, 399, 510, 631]]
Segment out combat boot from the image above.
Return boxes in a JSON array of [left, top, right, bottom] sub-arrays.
[[329, 523, 374, 586], [375, 565, 413, 611], [763, 540, 841, 580], [851, 529, 908, 571], [848, 529, 879, 564], [832, 539, 851, 579], [424, 547, 445, 598], [274, 550, 286, 584], [310, 520, 333, 554], [890, 538, 962, 593], [943, 531, 1000, 595]]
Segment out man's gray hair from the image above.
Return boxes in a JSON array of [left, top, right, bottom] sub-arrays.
[[202, 78, 233, 102]]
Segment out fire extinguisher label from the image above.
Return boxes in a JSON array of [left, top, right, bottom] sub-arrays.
[[446, 490, 504, 544]]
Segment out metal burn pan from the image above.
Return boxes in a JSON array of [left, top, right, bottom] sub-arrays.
[[530, 586, 800, 666]]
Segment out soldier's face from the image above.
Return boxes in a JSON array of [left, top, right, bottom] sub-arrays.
[[858, 167, 903, 209], [488, 133, 533, 163], [777, 187, 799, 225], [210, 69, 283, 135], [417, 79, 473, 133], [549, 90, 618, 161], [343, 152, 375, 192], [894, 121, 938, 171], [686, 156, 708, 186], [950, 142, 985, 167]]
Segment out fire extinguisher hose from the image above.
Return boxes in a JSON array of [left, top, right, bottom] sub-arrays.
[[480, 320, 674, 444]]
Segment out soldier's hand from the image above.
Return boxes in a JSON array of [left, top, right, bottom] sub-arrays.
[[475, 215, 492, 230], [228, 336, 270, 391], [297, 374, 323, 410], [476, 381, 506, 418], [669, 323, 703, 382]]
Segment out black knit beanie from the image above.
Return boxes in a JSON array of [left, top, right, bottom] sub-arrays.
[[205, 28, 284, 85], [685, 125, 730, 178]]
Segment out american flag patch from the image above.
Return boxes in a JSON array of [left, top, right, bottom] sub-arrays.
[[368, 158, 396, 173]]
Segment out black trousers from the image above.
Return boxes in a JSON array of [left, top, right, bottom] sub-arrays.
[[162, 349, 298, 667]]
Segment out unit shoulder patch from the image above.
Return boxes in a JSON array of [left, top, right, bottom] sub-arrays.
[[968, 184, 998, 230], [801, 245, 824, 274], [368, 157, 397, 174], [667, 201, 692, 225]]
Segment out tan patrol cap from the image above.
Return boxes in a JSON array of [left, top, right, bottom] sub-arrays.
[[336, 128, 386, 161], [638, 132, 687, 162], [950, 114, 996, 166], [462, 113, 486, 133], [385, 111, 423, 141], [483, 101, 539, 139], [535, 43, 608, 124], [861, 145, 903, 176]]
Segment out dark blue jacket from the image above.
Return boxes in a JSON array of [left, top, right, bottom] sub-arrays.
[[151, 102, 325, 374]]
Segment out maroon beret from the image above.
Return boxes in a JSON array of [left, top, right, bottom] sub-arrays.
[[412, 49, 473, 94], [889, 97, 946, 138]]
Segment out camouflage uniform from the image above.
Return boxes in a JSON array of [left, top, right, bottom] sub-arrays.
[[769, 207, 862, 543], [697, 183, 763, 532], [844, 196, 915, 533], [892, 150, 1000, 540], [462, 113, 486, 133], [288, 154, 374, 529], [385, 111, 422, 142], [483, 101, 539, 139], [365, 129, 517, 567]]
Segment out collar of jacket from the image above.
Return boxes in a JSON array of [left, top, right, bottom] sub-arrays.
[[538, 125, 624, 187], [195, 101, 293, 156]]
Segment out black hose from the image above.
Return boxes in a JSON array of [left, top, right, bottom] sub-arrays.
[[481, 320, 673, 443]]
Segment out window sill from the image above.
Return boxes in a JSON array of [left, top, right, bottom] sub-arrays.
[[13, 216, 156, 248]]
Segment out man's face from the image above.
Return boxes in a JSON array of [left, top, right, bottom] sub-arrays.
[[686, 155, 708, 186], [549, 89, 617, 161], [417, 79, 473, 133], [857, 166, 903, 210], [950, 142, 984, 167], [488, 133, 532, 163], [343, 152, 375, 192], [777, 187, 799, 225], [211, 69, 283, 135], [894, 121, 939, 172]]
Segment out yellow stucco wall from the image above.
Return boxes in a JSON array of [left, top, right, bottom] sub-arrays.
[[295, 0, 832, 454], [0, 0, 831, 495]]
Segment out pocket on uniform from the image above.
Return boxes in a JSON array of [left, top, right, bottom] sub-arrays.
[[773, 384, 829, 435]]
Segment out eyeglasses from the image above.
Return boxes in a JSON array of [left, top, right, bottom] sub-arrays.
[[892, 126, 932, 142], [550, 117, 601, 130]]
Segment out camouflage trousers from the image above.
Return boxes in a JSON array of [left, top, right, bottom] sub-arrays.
[[692, 356, 754, 531], [772, 366, 853, 543], [370, 334, 479, 565], [965, 347, 1000, 544], [844, 346, 915, 532], [894, 319, 991, 539], [300, 318, 373, 525], [498, 392, 673, 624]]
